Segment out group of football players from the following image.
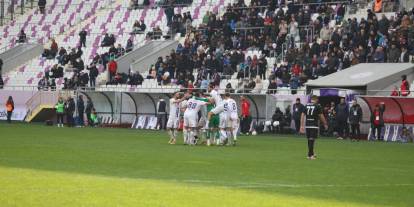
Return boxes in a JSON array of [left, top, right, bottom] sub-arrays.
[[165, 86, 329, 159], [166, 84, 239, 146]]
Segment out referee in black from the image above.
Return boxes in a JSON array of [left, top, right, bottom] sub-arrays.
[[300, 95, 328, 160]]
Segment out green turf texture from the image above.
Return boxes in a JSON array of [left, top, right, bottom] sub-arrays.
[[0, 123, 413, 207]]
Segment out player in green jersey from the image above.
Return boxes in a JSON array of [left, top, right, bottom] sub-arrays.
[[196, 94, 219, 146]]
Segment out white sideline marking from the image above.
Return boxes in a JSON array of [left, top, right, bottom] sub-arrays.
[[181, 179, 414, 189]]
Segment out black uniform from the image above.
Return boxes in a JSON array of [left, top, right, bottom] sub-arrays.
[[304, 102, 323, 157], [305, 103, 323, 136]]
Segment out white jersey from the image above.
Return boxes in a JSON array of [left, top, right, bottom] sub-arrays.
[[225, 98, 238, 116], [211, 98, 236, 115], [168, 98, 180, 119], [184, 98, 207, 116], [210, 89, 222, 105], [211, 98, 238, 128]]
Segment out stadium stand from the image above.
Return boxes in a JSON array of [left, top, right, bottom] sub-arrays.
[[0, 0, 413, 95], [1, 0, 231, 90]]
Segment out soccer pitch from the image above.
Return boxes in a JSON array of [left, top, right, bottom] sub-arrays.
[[0, 124, 413, 207]]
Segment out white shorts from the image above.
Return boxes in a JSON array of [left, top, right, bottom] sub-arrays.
[[166, 117, 180, 129], [227, 114, 239, 129], [184, 113, 198, 128], [219, 113, 228, 129]]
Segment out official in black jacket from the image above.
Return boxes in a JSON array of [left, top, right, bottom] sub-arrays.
[[65, 97, 76, 127], [156, 97, 167, 130], [348, 100, 363, 141], [336, 98, 349, 139], [292, 98, 305, 133], [77, 95, 85, 126]]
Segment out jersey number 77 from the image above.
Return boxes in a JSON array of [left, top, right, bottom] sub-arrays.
[[306, 105, 316, 116]]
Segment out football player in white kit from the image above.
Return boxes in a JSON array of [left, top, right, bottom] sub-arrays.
[[183, 92, 208, 145], [208, 92, 239, 146], [167, 92, 185, 145], [226, 94, 239, 146], [207, 84, 224, 145]]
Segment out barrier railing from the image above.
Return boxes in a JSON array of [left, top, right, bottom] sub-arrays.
[[24, 89, 75, 121], [4, 85, 414, 98], [2, 84, 307, 94], [25, 90, 57, 120]]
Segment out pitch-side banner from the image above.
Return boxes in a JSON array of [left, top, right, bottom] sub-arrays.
[[131, 116, 158, 130], [0, 107, 27, 121]]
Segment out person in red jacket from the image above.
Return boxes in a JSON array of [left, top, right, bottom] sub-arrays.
[[108, 58, 118, 83], [291, 64, 302, 77], [240, 96, 251, 135], [400, 75, 410, 96], [370, 103, 385, 141]]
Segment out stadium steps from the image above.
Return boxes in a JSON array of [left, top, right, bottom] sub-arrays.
[[25, 90, 74, 122], [2, 0, 119, 88], [25, 104, 56, 122], [53, 0, 124, 45]]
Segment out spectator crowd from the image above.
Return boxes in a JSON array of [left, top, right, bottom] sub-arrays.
[[6, 0, 414, 93], [125, 0, 414, 94]]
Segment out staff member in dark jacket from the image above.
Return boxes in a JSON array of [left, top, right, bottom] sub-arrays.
[[77, 95, 85, 126], [292, 98, 305, 134], [65, 97, 75, 127], [156, 97, 167, 130], [336, 98, 349, 139], [348, 99, 363, 141], [370, 103, 385, 141], [5, 96, 14, 123], [87, 63, 98, 88]]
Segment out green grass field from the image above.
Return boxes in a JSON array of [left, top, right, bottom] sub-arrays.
[[0, 123, 413, 207]]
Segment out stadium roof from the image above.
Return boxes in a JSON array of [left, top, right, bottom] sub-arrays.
[[306, 63, 414, 91]]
